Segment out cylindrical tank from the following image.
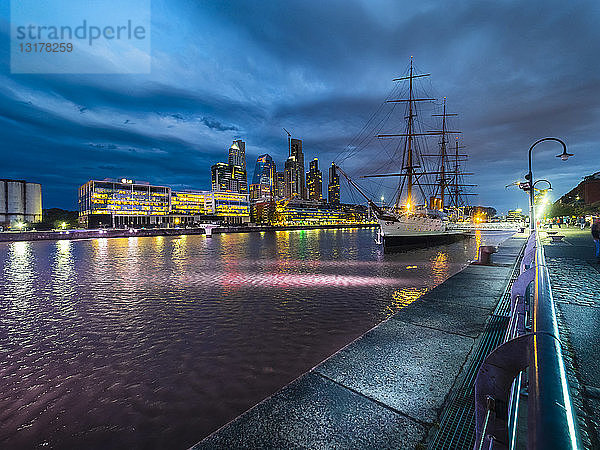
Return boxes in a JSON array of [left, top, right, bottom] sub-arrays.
[[0, 180, 43, 225], [7, 181, 25, 223], [25, 182, 42, 222], [0, 181, 6, 216]]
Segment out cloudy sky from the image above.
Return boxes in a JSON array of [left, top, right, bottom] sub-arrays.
[[1, 0, 599, 212]]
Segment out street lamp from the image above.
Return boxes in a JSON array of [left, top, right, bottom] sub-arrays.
[[525, 138, 572, 232]]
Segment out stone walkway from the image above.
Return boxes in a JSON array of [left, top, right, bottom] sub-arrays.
[[543, 228, 600, 449]]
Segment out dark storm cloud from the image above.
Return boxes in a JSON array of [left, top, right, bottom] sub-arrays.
[[0, 0, 598, 210]]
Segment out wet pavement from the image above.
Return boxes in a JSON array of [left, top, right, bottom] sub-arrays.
[[543, 227, 600, 449]]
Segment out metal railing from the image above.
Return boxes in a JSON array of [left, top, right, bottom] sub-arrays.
[[473, 230, 581, 449]]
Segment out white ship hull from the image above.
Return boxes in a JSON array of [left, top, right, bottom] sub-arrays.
[[377, 215, 468, 251]]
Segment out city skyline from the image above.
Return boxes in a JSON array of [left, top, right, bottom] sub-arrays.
[[0, 1, 598, 213]]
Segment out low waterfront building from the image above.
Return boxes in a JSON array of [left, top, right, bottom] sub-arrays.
[[273, 199, 369, 226], [0, 179, 42, 227], [78, 178, 171, 228], [79, 179, 250, 227], [204, 191, 250, 224], [171, 190, 207, 215]]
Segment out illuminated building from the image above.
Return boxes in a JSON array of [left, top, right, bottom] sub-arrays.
[[252, 154, 276, 187], [507, 209, 526, 222], [558, 171, 600, 206], [79, 178, 171, 227], [328, 162, 340, 205], [284, 138, 306, 199], [228, 139, 247, 170], [211, 162, 248, 194], [210, 140, 248, 194], [79, 178, 250, 227], [249, 183, 272, 200], [0, 179, 42, 227], [274, 172, 285, 198], [273, 199, 369, 225], [171, 191, 207, 215], [204, 191, 250, 224], [172, 190, 249, 224], [306, 158, 323, 201]]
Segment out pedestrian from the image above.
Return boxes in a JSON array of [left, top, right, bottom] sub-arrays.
[[580, 216, 586, 230], [592, 218, 600, 260]]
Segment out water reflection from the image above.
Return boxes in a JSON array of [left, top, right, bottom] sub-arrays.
[[474, 229, 483, 260], [0, 229, 515, 449], [386, 287, 429, 316], [431, 251, 450, 285], [4, 241, 35, 303], [51, 240, 76, 314]]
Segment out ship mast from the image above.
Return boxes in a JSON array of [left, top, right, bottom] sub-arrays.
[[361, 58, 469, 214], [405, 59, 415, 210], [430, 97, 457, 209], [439, 99, 448, 208]]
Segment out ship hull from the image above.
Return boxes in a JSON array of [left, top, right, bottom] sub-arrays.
[[382, 231, 469, 252], [377, 216, 470, 252]]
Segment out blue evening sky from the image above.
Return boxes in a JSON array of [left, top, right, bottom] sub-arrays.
[[0, 0, 599, 213]]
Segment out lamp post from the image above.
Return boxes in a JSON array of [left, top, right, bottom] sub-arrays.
[[525, 138, 572, 233]]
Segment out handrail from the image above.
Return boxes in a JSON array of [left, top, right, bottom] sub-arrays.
[[473, 230, 581, 449], [527, 231, 579, 449]]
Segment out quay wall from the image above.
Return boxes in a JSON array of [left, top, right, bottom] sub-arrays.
[[0, 223, 377, 243]]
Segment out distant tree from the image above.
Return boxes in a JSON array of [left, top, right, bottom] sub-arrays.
[[36, 208, 79, 230]]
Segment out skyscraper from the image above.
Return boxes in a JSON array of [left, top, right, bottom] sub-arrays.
[[284, 156, 298, 199], [228, 139, 246, 170], [211, 162, 248, 194], [251, 154, 276, 188], [328, 162, 340, 205], [290, 138, 306, 199], [306, 158, 323, 201], [282, 137, 306, 199], [274, 172, 285, 198], [211, 140, 248, 194]]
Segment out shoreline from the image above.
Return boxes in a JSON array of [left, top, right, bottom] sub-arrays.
[[0, 223, 377, 243]]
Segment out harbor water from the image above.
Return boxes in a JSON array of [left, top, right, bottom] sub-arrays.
[[0, 228, 513, 449]]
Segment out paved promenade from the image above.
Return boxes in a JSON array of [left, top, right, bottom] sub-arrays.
[[193, 235, 526, 449], [543, 227, 600, 449]]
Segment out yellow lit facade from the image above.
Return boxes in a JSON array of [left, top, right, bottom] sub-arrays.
[[171, 191, 207, 215], [270, 199, 370, 226], [79, 179, 171, 217], [206, 191, 250, 222], [79, 179, 250, 227]]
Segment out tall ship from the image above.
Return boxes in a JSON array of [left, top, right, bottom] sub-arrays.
[[336, 58, 476, 250]]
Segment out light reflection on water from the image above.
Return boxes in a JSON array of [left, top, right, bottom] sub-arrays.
[[0, 228, 513, 449]]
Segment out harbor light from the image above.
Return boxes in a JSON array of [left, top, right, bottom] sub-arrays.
[[526, 137, 571, 232]]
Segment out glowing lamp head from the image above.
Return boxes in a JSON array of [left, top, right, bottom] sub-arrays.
[[556, 150, 574, 161]]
